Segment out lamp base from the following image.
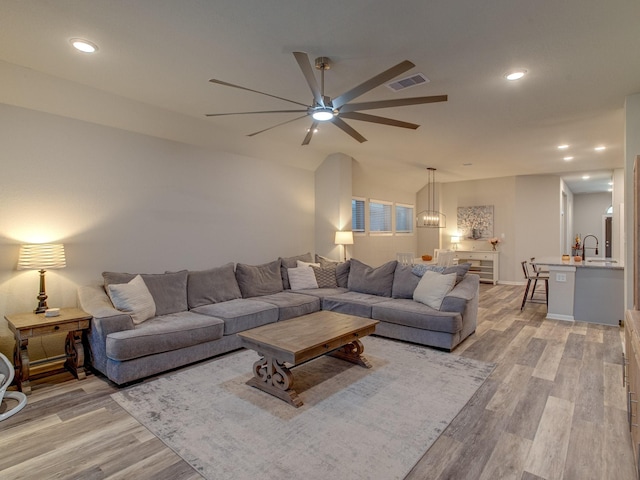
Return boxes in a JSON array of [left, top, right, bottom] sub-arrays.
[[34, 269, 48, 314]]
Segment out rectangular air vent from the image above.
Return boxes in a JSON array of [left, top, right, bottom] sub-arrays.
[[386, 73, 430, 92]]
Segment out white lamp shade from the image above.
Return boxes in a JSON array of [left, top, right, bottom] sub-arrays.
[[334, 231, 354, 245], [451, 236, 460, 243], [17, 244, 66, 270]]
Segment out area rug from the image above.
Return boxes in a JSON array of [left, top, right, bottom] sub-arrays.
[[111, 336, 494, 480]]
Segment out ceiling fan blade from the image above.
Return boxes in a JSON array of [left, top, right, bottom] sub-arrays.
[[209, 78, 309, 107], [302, 121, 319, 146], [331, 60, 415, 109], [331, 117, 367, 143], [339, 112, 420, 129], [247, 115, 309, 137], [293, 52, 324, 107], [339, 95, 448, 113], [206, 109, 307, 117]]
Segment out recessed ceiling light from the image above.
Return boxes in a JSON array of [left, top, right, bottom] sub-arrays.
[[563, 156, 574, 161], [70, 38, 98, 53], [557, 144, 570, 150], [504, 70, 527, 81], [582, 175, 590, 180], [594, 145, 606, 151]]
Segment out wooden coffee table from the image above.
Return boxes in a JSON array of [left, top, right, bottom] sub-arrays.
[[238, 311, 379, 407]]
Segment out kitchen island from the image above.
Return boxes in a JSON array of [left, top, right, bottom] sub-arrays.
[[531, 257, 623, 325]]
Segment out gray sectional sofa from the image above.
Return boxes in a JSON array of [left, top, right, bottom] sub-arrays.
[[78, 254, 479, 385]]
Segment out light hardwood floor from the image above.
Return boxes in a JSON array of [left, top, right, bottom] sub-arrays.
[[0, 284, 636, 479]]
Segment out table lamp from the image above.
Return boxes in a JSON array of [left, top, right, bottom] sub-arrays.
[[450, 236, 460, 251], [334, 231, 354, 262], [17, 243, 66, 313]]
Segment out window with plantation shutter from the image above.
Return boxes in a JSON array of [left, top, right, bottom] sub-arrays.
[[395, 203, 414, 234], [352, 197, 365, 233], [369, 199, 392, 234]]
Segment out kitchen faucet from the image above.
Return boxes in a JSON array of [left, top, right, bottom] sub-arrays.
[[581, 234, 599, 260]]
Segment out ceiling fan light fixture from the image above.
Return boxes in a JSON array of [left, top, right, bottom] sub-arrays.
[[311, 108, 335, 121]]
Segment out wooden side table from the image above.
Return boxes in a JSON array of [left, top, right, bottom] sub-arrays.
[[5, 307, 92, 394]]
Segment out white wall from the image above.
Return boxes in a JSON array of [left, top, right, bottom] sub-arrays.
[[315, 153, 353, 261], [441, 176, 518, 283], [573, 192, 613, 258], [351, 161, 417, 266], [0, 104, 315, 358]]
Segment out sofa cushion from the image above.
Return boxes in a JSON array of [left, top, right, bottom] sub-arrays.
[[311, 264, 338, 288], [103, 270, 188, 316], [315, 255, 350, 287], [280, 253, 314, 289], [287, 267, 319, 290], [258, 291, 321, 321], [289, 287, 348, 299], [235, 260, 284, 298], [372, 299, 462, 334], [413, 271, 457, 310], [347, 259, 397, 297], [392, 264, 420, 299], [191, 298, 279, 335], [187, 263, 242, 308], [107, 275, 156, 324], [322, 291, 389, 318], [106, 311, 224, 361]]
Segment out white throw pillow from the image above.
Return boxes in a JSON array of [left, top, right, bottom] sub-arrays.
[[296, 260, 321, 268], [107, 274, 156, 324], [413, 271, 457, 310], [287, 267, 319, 290]]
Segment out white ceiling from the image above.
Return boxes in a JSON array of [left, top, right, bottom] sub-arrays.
[[1, 1, 639, 193]]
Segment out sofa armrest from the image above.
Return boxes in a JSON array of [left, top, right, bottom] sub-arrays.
[[78, 285, 134, 333], [440, 274, 480, 313]]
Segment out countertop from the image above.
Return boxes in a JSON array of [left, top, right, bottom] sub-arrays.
[[531, 256, 623, 270]]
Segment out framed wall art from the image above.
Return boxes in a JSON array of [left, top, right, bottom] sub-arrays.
[[457, 205, 494, 240]]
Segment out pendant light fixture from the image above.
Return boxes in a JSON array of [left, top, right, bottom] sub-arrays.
[[416, 167, 446, 228]]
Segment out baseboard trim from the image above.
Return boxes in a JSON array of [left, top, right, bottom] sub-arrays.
[[546, 313, 575, 322]]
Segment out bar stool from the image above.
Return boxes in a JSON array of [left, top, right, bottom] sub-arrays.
[[520, 260, 549, 310]]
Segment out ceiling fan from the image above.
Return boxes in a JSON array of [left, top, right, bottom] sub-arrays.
[[206, 52, 447, 145]]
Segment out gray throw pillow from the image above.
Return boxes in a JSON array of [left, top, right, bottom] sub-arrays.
[[103, 270, 188, 316], [235, 260, 284, 298], [443, 263, 472, 285], [347, 259, 398, 297], [187, 263, 242, 308], [391, 264, 421, 299], [280, 252, 313, 289]]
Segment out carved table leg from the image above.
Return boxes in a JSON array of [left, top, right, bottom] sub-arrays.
[[246, 354, 303, 407], [14, 337, 31, 394], [65, 330, 86, 380], [330, 339, 372, 368]]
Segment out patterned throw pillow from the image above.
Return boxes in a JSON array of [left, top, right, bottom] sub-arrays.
[[411, 264, 446, 277], [311, 265, 338, 288]]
